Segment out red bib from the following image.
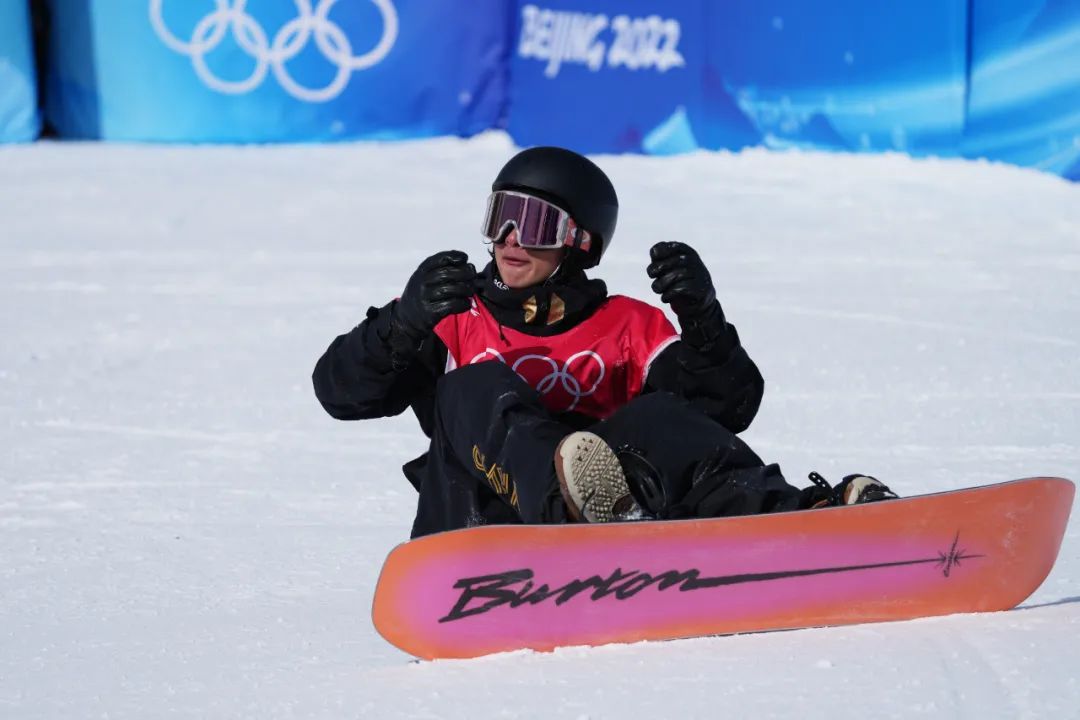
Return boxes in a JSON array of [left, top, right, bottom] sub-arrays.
[[434, 295, 679, 419]]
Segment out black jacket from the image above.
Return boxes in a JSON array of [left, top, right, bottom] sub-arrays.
[[313, 268, 764, 436]]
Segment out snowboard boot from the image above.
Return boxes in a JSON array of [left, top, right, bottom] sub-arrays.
[[806, 471, 899, 508], [554, 431, 643, 523]]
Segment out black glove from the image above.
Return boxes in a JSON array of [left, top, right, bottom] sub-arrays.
[[647, 241, 716, 317], [647, 241, 729, 354], [388, 250, 476, 368]]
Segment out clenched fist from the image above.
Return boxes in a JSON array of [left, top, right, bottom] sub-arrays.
[[389, 250, 476, 365], [646, 241, 716, 319]]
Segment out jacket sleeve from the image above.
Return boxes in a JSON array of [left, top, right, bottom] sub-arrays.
[[312, 300, 445, 434], [643, 322, 764, 434]]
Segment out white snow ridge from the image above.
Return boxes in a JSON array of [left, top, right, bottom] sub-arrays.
[[1, 135, 1078, 718]]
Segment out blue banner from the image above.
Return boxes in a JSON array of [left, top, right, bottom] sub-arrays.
[[962, 0, 1080, 181], [698, 0, 968, 157], [508, 0, 707, 154], [507, 0, 969, 157], [0, 0, 39, 143], [43, 0, 510, 142], [33, 0, 1080, 181]]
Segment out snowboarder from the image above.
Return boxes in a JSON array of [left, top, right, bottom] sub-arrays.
[[313, 146, 895, 538]]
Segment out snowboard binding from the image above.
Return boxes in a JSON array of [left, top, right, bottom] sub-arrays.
[[807, 471, 899, 507]]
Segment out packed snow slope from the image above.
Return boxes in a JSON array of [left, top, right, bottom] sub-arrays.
[[1, 134, 1078, 719]]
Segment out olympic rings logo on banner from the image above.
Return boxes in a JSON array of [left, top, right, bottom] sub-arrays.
[[149, 0, 398, 102], [469, 349, 606, 412]]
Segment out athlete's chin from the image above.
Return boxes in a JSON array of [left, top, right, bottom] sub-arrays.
[[497, 262, 539, 289]]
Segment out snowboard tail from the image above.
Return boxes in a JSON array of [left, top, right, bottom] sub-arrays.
[[372, 477, 1075, 659]]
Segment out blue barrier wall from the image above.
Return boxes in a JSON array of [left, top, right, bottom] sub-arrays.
[[0, 0, 39, 143], [506, 0, 1080, 179], [33, 0, 1080, 180], [963, 0, 1080, 180], [43, 0, 509, 142], [698, 1, 969, 157], [509, 0, 708, 154], [508, 0, 970, 156]]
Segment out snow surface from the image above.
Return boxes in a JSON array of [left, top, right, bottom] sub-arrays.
[[1, 133, 1078, 719]]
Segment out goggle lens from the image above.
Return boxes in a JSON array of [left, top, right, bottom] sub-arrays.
[[482, 191, 591, 253]]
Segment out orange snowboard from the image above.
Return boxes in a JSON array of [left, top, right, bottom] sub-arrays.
[[373, 477, 1074, 659]]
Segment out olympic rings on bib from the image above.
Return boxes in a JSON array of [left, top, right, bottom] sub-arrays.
[[467, 349, 606, 413]]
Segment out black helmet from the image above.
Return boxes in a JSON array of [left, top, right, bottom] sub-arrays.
[[492, 146, 618, 268]]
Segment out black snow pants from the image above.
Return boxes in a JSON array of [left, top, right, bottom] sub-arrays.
[[407, 362, 807, 538]]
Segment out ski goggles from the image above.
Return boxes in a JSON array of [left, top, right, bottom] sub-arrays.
[[481, 191, 592, 253]]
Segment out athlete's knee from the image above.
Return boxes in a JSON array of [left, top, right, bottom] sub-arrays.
[[625, 390, 696, 416], [436, 360, 529, 406]]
